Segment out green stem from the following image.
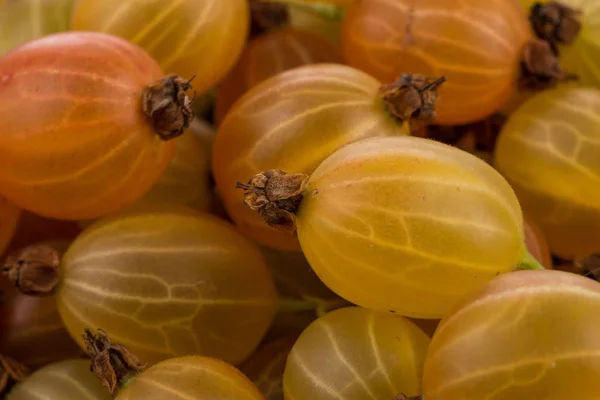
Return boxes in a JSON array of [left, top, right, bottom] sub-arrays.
[[259, 0, 346, 20], [515, 250, 545, 271]]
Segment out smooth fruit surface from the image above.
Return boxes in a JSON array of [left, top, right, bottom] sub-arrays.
[[297, 136, 525, 318], [423, 270, 600, 399], [0, 0, 75, 55], [72, 0, 249, 94], [57, 210, 277, 365], [495, 88, 600, 259], [9, 359, 111, 400], [283, 307, 429, 400], [215, 27, 342, 124], [214, 64, 407, 250], [342, 0, 531, 124], [0, 32, 175, 220], [116, 356, 266, 400]]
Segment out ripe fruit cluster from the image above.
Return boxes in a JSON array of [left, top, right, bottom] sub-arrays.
[[0, 1, 599, 399]]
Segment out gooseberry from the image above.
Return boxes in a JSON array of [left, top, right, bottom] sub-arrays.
[[288, 4, 343, 47], [520, 0, 600, 88], [239, 136, 542, 318], [84, 329, 266, 400], [8, 359, 111, 400], [214, 63, 445, 250], [241, 336, 297, 400], [423, 270, 600, 399], [342, 0, 569, 125], [0, 32, 194, 220], [494, 87, 600, 259], [72, 0, 249, 95], [0, 195, 19, 255], [5, 210, 277, 365], [0, 0, 74, 55], [283, 307, 429, 400], [215, 27, 342, 124]]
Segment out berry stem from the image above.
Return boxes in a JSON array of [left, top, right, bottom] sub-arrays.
[[257, 0, 345, 20], [516, 250, 545, 271], [277, 297, 351, 316]]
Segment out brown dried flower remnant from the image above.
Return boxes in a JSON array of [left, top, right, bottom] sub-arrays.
[[2, 244, 61, 296], [380, 74, 447, 122], [142, 74, 195, 141], [530, 2, 582, 46], [83, 329, 145, 397], [521, 38, 578, 90], [0, 355, 29, 395], [236, 169, 309, 234]]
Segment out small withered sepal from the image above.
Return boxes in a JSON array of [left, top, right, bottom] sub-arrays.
[[142, 74, 195, 141], [530, 2, 582, 46], [83, 329, 146, 397], [575, 253, 600, 282], [2, 244, 61, 296], [236, 169, 309, 234], [380, 74, 446, 122], [0, 355, 29, 396], [249, 0, 289, 36], [521, 38, 578, 90]]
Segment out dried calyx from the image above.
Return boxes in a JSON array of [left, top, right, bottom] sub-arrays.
[[2, 244, 61, 296], [530, 2, 582, 46], [380, 74, 447, 123], [83, 329, 146, 397], [575, 253, 600, 282], [249, 0, 289, 36], [0, 355, 29, 396], [521, 38, 577, 90], [142, 74, 195, 141], [236, 169, 309, 234]]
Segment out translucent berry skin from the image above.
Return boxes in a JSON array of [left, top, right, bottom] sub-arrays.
[[342, 0, 531, 125], [0, 0, 75, 55], [283, 307, 429, 400], [56, 210, 277, 365], [0, 195, 19, 255], [0, 281, 82, 368], [72, 0, 249, 94], [116, 356, 265, 400], [288, 6, 343, 47], [297, 136, 525, 318], [519, 0, 600, 88], [123, 119, 214, 213], [213, 64, 408, 251], [0, 32, 174, 220], [9, 359, 111, 400], [495, 88, 600, 259], [423, 270, 600, 400], [215, 27, 342, 124]]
